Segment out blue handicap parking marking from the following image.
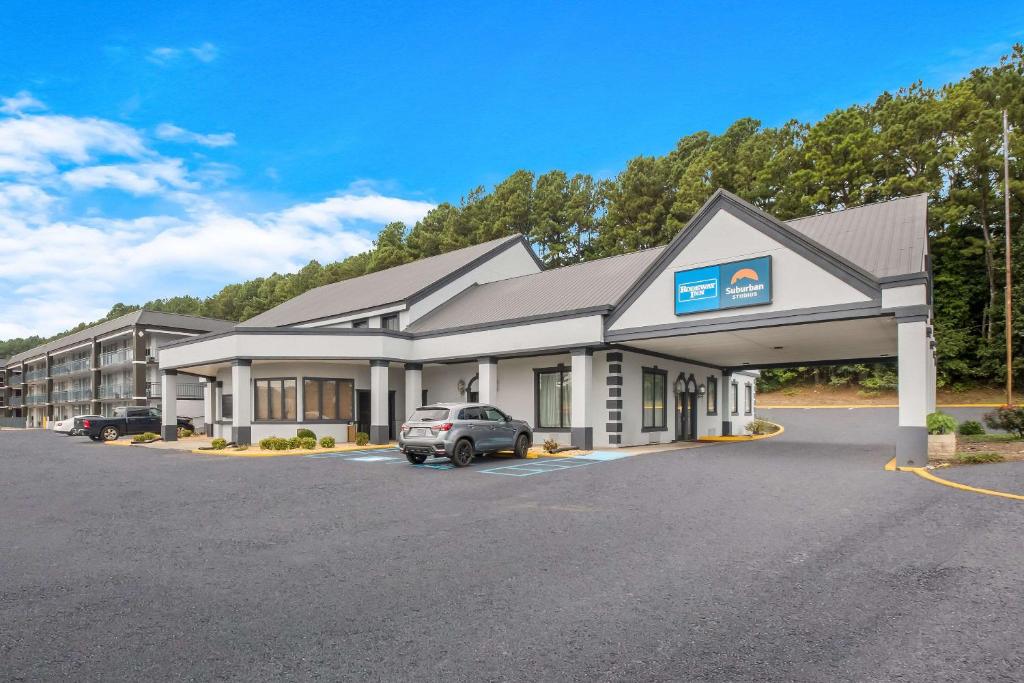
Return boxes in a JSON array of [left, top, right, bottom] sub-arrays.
[[305, 448, 400, 460], [350, 455, 400, 462], [571, 451, 635, 462]]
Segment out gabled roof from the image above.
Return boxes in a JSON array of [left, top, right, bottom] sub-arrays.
[[5, 311, 234, 365], [786, 194, 928, 279], [406, 247, 666, 334], [239, 234, 538, 328]]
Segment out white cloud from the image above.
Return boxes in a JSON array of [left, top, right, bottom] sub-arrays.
[[0, 100, 436, 338], [0, 91, 46, 116], [63, 160, 198, 195], [155, 122, 236, 148], [148, 42, 219, 66]]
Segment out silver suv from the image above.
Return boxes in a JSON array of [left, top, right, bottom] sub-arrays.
[[399, 402, 533, 467]]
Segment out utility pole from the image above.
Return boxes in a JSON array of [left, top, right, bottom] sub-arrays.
[[1005, 109, 1014, 406]]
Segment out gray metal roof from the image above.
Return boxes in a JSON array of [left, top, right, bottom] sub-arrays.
[[4, 311, 234, 366], [406, 247, 666, 333], [239, 235, 529, 328], [786, 194, 928, 279]]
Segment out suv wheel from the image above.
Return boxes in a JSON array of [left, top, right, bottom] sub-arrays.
[[406, 452, 427, 465], [513, 434, 529, 459], [100, 426, 120, 441], [449, 439, 474, 467]]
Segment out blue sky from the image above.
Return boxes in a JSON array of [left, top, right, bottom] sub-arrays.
[[0, 1, 1021, 338]]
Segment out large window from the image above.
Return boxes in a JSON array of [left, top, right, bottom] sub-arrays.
[[706, 376, 718, 416], [535, 367, 571, 429], [303, 378, 354, 421], [744, 383, 753, 415], [221, 394, 233, 420], [254, 378, 297, 421], [731, 382, 739, 416], [642, 367, 667, 431], [382, 314, 399, 331]]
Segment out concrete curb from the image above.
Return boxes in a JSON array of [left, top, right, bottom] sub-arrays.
[[885, 457, 1024, 501], [698, 421, 784, 442]]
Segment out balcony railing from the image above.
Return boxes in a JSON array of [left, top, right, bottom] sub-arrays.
[[99, 349, 133, 367], [25, 395, 48, 405], [10, 397, 22, 407], [98, 384, 133, 400], [24, 369, 47, 382], [52, 388, 94, 403], [51, 358, 92, 376], [147, 382, 203, 400]]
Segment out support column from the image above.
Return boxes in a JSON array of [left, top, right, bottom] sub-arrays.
[[404, 363, 422, 420], [571, 348, 593, 450], [161, 370, 178, 441], [202, 378, 215, 436], [897, 319, 930, 466], [231, 360, 252, 445], [133, 326, 148, 406], [478, 357, 498, 405], [370, 360, 390, 444], [721, 370, 733, 436], [90, 339, 101, 415]]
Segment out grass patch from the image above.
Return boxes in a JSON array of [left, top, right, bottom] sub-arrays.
[[956, 452, 1005, 464], [960, 433, 1021, 443]]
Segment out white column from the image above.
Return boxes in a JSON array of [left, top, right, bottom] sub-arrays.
[[202, 378, 215, 437], [571, 348, 593, 449], [897, 319, 930, 466], [404, 363, 422, 420], [478, 357, 498, 405], [370, 360, 390, 444], [161, 370, 178, 441], [231, 360, 252, 445], [721, 371, 733, 435]]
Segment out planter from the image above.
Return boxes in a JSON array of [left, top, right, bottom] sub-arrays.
[[928, 433, 957, 458]]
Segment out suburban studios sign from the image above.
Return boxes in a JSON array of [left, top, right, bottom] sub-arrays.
[[673, 256, 772, 315]]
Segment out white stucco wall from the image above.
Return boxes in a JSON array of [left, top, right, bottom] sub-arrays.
[[609, 209, 874, 332]]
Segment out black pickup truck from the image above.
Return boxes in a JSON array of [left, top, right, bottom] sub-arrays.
[[77, 407, 195, 441]]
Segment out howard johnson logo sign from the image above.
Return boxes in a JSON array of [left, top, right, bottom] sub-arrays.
[[674, 256, 772, 315]]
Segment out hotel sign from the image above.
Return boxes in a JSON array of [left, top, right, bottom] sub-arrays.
[[674, 256, 772, 315]]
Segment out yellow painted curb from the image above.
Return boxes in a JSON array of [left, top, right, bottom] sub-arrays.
[[103, 440, 134, 447], [698, 421, 784, 442], [884, 457, 1024, 501]]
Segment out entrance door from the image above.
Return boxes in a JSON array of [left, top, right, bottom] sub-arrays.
[[356, 389, 396, 439], [675, 389, 699, 441]]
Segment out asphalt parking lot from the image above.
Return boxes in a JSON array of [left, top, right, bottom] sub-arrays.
[[2, 409, 1023, 681]]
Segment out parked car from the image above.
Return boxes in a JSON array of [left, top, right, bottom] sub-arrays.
[[399, 402, 532, 467], [77, 407, 194, 441], [53, 414, 102, 435]]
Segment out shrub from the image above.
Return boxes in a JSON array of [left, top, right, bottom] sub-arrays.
[[543, 438, 559, 453], [926, 412, 958, 435], [210, 437, 227, 450], [957, 420, 985, 436], [984, 405, 1024, 438], [298, 436, 317, 450], [296, 428, 317, 440], [287, 436, 302, 449], [179, 429, 193, 438], [745, 418, 778, 435], [132, 431, 159, 443], [958, 452, 1004, 464], [259, 436, 292, 451], [319, 436, 336, 448], [355, 432, 369, 446]]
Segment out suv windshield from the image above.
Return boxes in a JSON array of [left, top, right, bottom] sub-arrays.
[[409, 407, 450, 422]]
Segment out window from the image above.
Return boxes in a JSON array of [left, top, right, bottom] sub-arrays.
[[459, 406, 483, 420], [254, 378, 297, 421], [744, 383, 753, 415], [421, 389, 428, 406], [535, 367, 571, 429], [731, 382, 739, 416], [382, 314, 399, 331], [351, 319, 369, 329], [482, 406, 507, 422], [642, 367, 667, 431], [706, 377, 718, 416], [303, 378, 354, 421], [222, 394, 233, 420]]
